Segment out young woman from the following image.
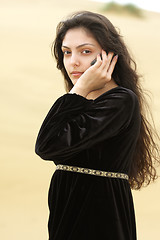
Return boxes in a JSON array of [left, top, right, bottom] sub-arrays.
[[35, 11, 159, 240]]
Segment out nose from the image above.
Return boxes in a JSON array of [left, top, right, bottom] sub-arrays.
[[70, 53, 80, 66]]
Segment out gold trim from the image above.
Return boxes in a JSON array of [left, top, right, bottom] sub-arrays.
[[56, 164, 129, 180]]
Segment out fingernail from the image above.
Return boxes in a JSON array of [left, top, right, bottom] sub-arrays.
[[115, 54, 118, 59]]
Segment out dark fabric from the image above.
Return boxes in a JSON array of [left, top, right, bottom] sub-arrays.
[[35, 86, 141, 240]]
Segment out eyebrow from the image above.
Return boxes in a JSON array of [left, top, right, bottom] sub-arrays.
[[61, 43, 95, 49]]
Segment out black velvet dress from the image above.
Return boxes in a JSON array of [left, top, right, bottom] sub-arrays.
[[35, 86, 141, 240]]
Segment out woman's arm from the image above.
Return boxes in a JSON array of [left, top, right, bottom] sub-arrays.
[[35, 88, 137, 163]]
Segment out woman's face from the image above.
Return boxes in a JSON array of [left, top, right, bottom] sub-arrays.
[[61, 27, 102, 85]]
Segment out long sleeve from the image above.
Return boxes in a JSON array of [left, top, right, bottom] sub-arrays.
[[35, 87, 139, 163]]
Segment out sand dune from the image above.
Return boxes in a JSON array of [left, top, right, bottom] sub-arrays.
[[0, 1, 160, 239]]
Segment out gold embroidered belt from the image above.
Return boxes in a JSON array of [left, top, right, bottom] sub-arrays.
[[56, 164, 129, 180]]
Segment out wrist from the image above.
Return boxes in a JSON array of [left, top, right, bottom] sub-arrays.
[[69, 84, 89, 98]]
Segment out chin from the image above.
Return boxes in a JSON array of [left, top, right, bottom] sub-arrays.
[[72, 79, 78, 85]]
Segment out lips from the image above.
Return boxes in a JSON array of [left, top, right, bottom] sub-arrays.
[[71, 71, 83, 77]]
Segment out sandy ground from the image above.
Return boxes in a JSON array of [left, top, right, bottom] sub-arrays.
[[0, 1, 160, 239]]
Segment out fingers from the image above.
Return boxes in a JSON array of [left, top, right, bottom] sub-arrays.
[[107, 54, 118, 77], [101, 50, 113, 69], [100, 50, 118, 77], [101, 50, 113, 70], [90, 50, 118, 82], [94, 53, 102, 67]]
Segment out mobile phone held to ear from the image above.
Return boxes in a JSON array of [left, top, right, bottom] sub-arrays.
[[90, 54, 102, 66], [90, 52, 116, 66]]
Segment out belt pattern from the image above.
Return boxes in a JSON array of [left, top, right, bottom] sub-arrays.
[[56, 164, 129, 180]]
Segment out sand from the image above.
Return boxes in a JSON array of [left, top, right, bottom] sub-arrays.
[[0, 1, 160, 239]]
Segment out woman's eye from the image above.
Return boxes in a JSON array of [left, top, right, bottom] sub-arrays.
[[63, 50, 71, 55], [82, 50, 91, 54]]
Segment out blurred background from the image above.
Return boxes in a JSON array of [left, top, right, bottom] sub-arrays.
[[0, 0, 160, 239]]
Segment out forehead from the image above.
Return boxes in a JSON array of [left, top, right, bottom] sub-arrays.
[[62, 27, 99, 47]]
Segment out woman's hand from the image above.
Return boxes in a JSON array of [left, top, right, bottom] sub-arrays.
[[69, 50, 118, 97]]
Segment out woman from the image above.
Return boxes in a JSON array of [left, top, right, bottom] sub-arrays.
[[35, 11, 159, 239]]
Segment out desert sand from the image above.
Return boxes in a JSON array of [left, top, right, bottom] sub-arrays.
[[0, 0, 160, 239]]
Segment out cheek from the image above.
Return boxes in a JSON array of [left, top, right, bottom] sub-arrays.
[[63, 58, 67, 68], [63, 58, 69, 73], [84, 59, 93, 70]]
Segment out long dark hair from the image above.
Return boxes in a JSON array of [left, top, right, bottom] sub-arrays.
[[52, 11, 159, 190]]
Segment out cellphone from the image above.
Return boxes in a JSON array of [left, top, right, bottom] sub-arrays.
[[90, 52, 116, 66], [90, 54, 102, 66]]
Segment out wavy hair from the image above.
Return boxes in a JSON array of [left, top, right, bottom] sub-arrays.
[[51, 11, 160, 190]]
